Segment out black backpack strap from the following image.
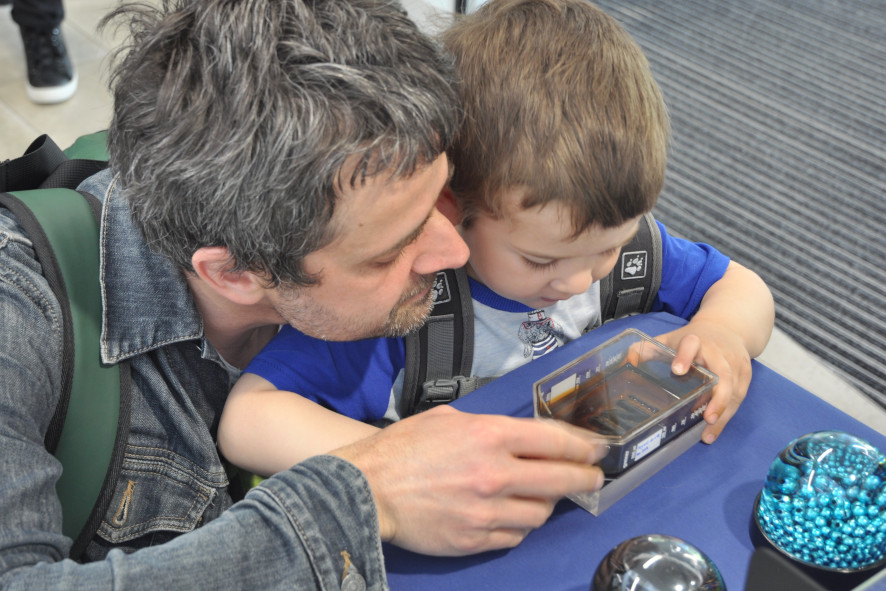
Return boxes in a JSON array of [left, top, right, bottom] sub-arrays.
[[597, 211, 663, 325], [0, 135, 67, 192], [0, 134, 108, 193], [400, 267, 485, 417], [1, 136, 128, 560]]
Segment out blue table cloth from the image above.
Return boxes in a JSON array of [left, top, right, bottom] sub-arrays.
[[384, 312, 886, 590]]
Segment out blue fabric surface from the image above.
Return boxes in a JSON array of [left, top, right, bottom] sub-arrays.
[[383, 312, 886, 591]]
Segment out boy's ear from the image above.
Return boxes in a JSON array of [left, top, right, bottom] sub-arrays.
[[437, 185, 462, 225], [191, 247, 266, 305]]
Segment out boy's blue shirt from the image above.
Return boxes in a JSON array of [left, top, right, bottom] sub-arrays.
[[244, 221, 730, 422]]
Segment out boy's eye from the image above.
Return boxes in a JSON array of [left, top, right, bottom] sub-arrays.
[[524, 258, 557, 270]]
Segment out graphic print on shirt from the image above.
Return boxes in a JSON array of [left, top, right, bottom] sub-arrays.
[[517, 309, 565, 359]]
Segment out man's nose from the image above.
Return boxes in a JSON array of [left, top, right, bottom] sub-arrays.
[[411, 209, 470, 276]]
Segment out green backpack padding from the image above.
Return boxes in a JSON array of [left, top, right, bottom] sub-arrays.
[[64, 131, 111, 161], [0, 132, 131, 561]]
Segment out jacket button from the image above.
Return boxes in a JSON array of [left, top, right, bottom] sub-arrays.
[[341, 571, 366, 591]]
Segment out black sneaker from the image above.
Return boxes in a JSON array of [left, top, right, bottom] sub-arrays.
[[20, 26, 78, 104]]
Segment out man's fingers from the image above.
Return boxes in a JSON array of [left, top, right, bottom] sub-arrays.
[[456, 415, 606, 497], [498, 458, 605, 499], [539, 419, 610, 462], [497, 415, 606, 465]]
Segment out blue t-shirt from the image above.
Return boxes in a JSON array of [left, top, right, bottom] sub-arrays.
[[244, 221, 730, 422]]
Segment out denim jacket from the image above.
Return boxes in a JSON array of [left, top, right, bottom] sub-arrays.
[[0, 169, 384, 590]]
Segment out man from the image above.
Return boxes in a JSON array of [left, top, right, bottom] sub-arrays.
[[0, 0, 603, 588]]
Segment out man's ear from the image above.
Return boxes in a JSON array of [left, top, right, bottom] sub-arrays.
[[437, 185, 462, 225], [191, 247, 266, 305]]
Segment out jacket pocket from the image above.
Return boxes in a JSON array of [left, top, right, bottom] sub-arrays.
[[96, 447, 224, 544]]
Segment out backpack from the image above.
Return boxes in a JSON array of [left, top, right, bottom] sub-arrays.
[[398, 211, 662, 417], [0, 132, 130, 562]]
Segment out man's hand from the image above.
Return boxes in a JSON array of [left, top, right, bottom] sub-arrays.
[[330, 406, 605, 556]]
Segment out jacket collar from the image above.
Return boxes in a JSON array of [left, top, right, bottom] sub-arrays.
[[95, 171, 204, 363]]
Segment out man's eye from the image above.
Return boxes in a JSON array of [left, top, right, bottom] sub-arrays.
[[373, 249, 406, 268]]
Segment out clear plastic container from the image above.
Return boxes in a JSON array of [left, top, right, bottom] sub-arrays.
[[534, 329, 718, 475]]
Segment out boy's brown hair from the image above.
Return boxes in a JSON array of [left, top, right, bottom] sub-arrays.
[[441, 0, 669, 236]]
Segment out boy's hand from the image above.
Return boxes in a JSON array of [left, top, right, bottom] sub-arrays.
[[653, 261, 774, 444], [655, 321, 753, 444]]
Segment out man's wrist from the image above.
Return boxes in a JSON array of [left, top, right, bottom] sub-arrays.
[[326, 444, 394, 542]]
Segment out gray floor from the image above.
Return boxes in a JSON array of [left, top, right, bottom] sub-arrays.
[[591, 0, 886, 412], [2, 0, 883, 436]]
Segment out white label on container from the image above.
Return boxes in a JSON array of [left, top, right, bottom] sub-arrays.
[[550, 375, 577, 399], [633, 428, 664, 461]]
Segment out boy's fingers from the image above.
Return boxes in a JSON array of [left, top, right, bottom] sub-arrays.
[[670, 334, 702, 374], [702, 377, 735, 443]]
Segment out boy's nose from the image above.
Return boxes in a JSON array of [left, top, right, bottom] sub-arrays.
[[550, 267, 594, 297], [411, 209, 470, 276]]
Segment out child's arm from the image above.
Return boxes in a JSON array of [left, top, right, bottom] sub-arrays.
[[654, 261, 775, 444], [218, 372, 380, 476]]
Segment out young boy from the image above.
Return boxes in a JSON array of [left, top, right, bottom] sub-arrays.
[[217, 0, 774, 476]]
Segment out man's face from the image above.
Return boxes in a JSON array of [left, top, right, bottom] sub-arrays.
[[270, 154, 469, 341], [462, 186, 640, 310]]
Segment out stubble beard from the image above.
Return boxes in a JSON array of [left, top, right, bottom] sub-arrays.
[[275, 273, 436, 341], [381, 273, 436, 337]]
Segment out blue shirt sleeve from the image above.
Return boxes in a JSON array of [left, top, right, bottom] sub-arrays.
[[652, 221, 731, 319], [244, 327, 405, 422]]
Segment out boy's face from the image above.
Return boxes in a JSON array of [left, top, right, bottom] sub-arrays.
[[461, 186, 640, 310]]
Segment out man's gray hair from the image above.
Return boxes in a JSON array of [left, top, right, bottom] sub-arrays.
[[102, 0, 458, 286]]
